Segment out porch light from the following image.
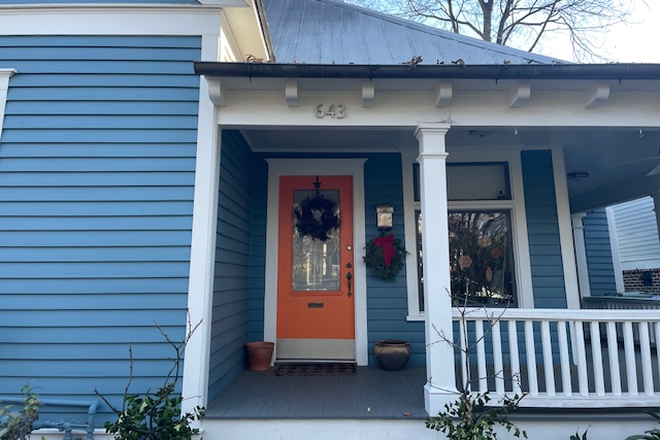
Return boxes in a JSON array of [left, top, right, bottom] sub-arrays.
[[376, 204, 394, 230]]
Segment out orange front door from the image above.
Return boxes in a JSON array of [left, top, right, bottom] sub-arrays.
[[276, 175, 355, 361]]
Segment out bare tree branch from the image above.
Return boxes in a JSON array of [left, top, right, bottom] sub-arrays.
[[346, 0, 635, 62]]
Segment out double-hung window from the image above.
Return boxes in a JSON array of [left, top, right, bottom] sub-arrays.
[[403, 151, 532, 319]]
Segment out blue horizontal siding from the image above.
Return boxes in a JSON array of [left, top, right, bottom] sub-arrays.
[[364, 153, 425, 366], [0, 35, 201, 422], [208, 131, 255, 404], [521, 150, 567, 308]]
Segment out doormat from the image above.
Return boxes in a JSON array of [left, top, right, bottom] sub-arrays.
[[275, 363, 356, 376]]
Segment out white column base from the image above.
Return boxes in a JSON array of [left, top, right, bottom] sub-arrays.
[[424, 383, 459, 416]]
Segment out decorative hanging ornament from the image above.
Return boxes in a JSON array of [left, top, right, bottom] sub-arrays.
[[294, 176, 340, 241]]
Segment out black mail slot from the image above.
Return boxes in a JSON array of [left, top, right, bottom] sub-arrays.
[[308, 302, 324, 308]]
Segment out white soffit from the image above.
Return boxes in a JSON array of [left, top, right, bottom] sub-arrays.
[[222, 0, 270, 61]]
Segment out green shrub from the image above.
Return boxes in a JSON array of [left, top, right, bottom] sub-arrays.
[[0, 384, 40, 440]]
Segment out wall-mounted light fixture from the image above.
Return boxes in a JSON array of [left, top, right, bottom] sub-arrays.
[[376, 204, 394, 230]]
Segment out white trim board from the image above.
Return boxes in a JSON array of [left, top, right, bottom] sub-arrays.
[[0, 68, 16, 141], [181, 35, 222, 414], [0, 6, 224, 36], [265, 159, 369, 366]]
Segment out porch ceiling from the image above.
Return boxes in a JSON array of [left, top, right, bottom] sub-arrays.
[[240, 125, 660, 212]]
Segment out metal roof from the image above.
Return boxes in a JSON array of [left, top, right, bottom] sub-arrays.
[[262, 0, 563, 65]]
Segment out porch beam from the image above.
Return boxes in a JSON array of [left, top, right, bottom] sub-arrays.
[[414, 123, 458, 415]]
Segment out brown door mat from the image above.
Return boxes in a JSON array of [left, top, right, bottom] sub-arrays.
[[275, 362, 356, 376]]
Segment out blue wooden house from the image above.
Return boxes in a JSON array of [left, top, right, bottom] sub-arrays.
[[3, 0, 660, 439]]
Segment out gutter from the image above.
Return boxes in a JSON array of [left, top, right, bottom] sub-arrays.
[[195, 62, 660, 81]]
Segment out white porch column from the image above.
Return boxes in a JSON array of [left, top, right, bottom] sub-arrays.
[[571, 213, 591, 299], [414, 123, 457, 415]]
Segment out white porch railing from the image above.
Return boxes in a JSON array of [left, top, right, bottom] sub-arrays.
[[451, 308, 660, 408]]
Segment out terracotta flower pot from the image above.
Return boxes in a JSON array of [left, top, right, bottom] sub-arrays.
[[374, 339, 411, 371], [245, 341, 274, 371]]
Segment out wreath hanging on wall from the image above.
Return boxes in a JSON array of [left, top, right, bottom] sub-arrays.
[[294, 195, 340, 241], [363, 233, 407, 281]]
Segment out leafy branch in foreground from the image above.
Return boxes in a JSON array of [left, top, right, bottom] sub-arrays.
[[94, 317, 204, 440], [426, 392, 525, 440], [0, 384, 40, 440], [426, 293, 527, 440], [626, 411, 660, 440]]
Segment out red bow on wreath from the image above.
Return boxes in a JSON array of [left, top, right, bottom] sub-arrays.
[[374, 233, 396, 267]]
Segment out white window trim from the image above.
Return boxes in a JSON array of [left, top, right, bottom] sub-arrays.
[[264, 159, 369, 366], [0, 68, 16, 140], [401, 146, 534, 319]]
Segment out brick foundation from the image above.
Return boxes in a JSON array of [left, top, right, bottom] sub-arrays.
[[622, 268, 660, 295]]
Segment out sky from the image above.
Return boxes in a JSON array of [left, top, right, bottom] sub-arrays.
[[533, 0, 660, 63]]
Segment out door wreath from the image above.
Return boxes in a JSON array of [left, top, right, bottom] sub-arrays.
[[295, 194, 340, 241], [363, 233, 407, 281]]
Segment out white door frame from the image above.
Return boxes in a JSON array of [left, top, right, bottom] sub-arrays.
[[265, 159, 369, 366]]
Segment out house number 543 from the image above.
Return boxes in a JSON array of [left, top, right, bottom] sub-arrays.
[[315, 104, 346, 119]]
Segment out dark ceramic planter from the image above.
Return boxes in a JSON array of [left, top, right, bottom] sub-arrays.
[[374, 339, 411, 371]]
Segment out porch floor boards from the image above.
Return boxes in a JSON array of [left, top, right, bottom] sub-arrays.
[[206, 365, 428, 420]]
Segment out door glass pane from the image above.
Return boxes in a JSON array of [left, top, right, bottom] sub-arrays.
[[292, 189, 340, 292]]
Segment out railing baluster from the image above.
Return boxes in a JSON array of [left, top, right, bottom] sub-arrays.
[[639, 322, 654, 395], [459, 317, 468, 392], [475, 319, 487, 393], [524, 320, 538, 396], [541, 320, 555, 396], [590, 321, 605, 396], [573, 321, 589, 396], [492, 320, 504, 397], [606, 321, 622, 396], [508, 320, 522, 396], [450, 308, 659, 407], [557, 321, 572, 396], [623, 321, 638, 396]]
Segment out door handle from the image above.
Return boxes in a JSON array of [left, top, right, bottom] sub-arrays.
[[346, 272, 353, 297]]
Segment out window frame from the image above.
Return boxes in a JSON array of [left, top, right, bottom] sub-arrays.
[[401, 147, 534, 320]]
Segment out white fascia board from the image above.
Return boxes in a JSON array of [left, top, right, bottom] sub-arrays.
[[0, 68, 16, 141], [0, 5, 223, 37]]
